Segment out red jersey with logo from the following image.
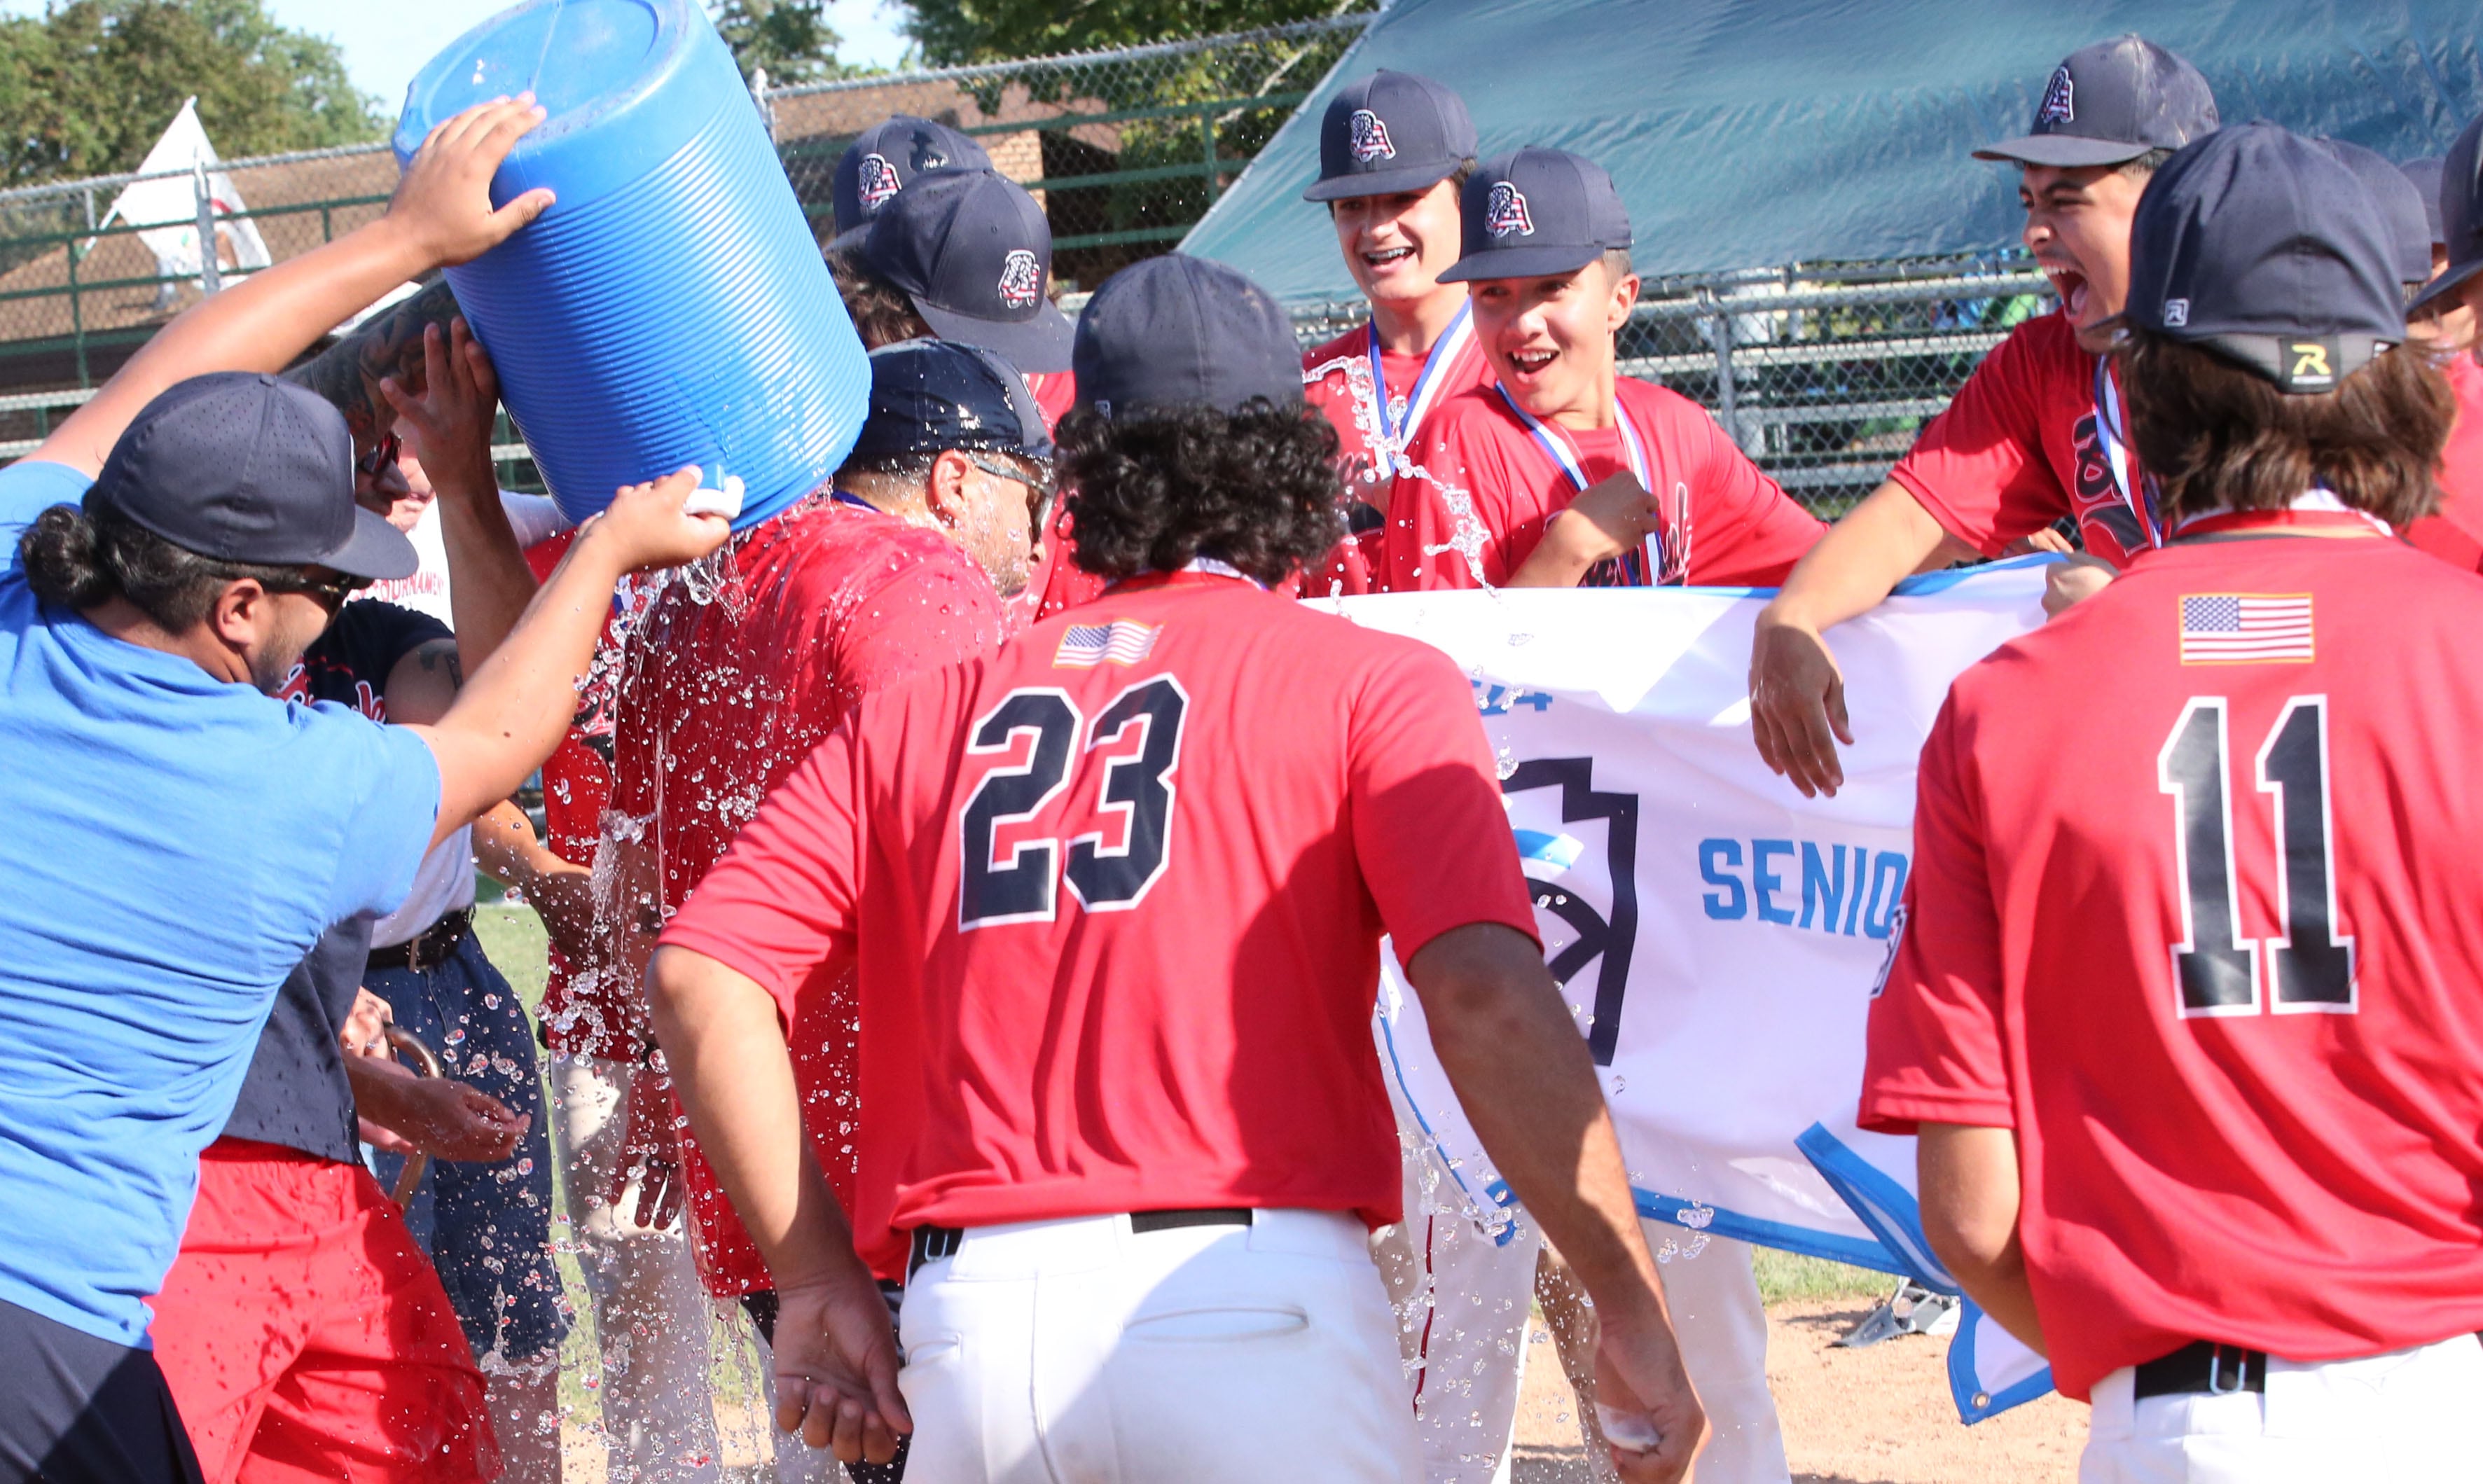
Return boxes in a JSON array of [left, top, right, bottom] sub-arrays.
[[1302, 319, 1495, 597], [2403, 352, 2483, 571], [658, 574, 1539, 1271], [1860, 529, 2483, 1399], [612, 497, 1013, 1294], [1890, 310, 2160, 569], [1383, 376, 1824, 590]]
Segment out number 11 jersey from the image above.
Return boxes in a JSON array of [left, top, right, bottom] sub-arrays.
[[1860, 530, 2483, 1401], [659, 569, 1537, 1271]]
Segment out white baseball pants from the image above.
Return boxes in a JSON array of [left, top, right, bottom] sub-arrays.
[[896, 1209, 1421, 1484], [2079, 1333, 2483, 1483], [550, 1054, 726, 1484]]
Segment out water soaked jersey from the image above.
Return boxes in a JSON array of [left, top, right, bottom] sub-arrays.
[[1302, 317, 1495, 596], [1862, 529, 2483, 1399], [660, 571, 1538, 1271]]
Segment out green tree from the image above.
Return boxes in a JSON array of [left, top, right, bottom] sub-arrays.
[[0, 0, 380, 187], [710, 0, 857, 84], [901, 0, 1353, 67]]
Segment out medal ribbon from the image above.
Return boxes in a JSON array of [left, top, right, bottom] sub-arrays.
[[1495, 383, 1663, 584], [1367, 302, 1476, 455], [2092, 354, 2168, 551]]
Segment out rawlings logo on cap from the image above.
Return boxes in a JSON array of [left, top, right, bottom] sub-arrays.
[[2162, 298, 2190, 328], [1348, 109, 1397, 163], [997, 249, 1043, 310], [857, 153, 903, 214], [1485, 181, 1535, 239], [2037, 66, 2075, 127]]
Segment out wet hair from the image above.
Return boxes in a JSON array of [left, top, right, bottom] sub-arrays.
[[19, 496, 303, 630], [2120, 329, 2451, 529], [284, 278, 459, 419], [825, 244, 933, 349], [1056, 400, 1344, 585], [2119, 146, 2175, 180]]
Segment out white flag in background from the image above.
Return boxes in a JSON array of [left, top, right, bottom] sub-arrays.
[[99, 98, 272, 289]]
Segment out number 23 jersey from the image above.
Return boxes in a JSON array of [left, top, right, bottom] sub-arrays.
[[659, 569, 1537, 1268], [1860, 533, 2483, 1400]]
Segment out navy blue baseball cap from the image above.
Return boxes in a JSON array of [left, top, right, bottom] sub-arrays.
[[1437, 148, 1632, 284], [833, 116, 992, 237], [1072, 255, 1301, 419], [90, 372, 416, 578], [1302, 70, 1478, 203], [863, 167, 1074, 373], [2409, 118, 2483, 317], [2125, 123, 2403, 393], [844, 339, 1053, 465], [2316, 138, 2431, 286], [2399, 155, 2447, 247], [1975, 35, 2219, 169]]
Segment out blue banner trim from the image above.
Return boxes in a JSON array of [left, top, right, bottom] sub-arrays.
[[1946, 1299, 2058, 1425], [1628, 1188, 1904, 1275], [1793, 1123, 1960, 1293]]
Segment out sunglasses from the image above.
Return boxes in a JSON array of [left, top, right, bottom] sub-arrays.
[[357, 431, 402, 480], [272, 570, 375, 611], [967, 452, 1058, 524]]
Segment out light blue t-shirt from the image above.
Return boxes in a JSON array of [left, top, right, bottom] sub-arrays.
[[0, 459, 440, 1347]]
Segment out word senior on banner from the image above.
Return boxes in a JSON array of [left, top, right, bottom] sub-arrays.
[[1698, 838, 1907, 938]]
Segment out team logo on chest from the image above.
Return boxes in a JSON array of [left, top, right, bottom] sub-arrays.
[[997, 249, 1043, 309], [2037, 66, 2075, 125], [1485, 181, 1535, 238], [1348, 109, 1397, 162], [857, 153, 904, 214]]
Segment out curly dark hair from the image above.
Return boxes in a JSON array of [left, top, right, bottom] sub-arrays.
[[2121, 331, 2452, 530], [20, 496, 303, 630], [1056, 399, 1345, 585]]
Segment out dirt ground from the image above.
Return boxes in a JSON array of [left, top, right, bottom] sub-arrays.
[[1509, 1298, 2083, 1484]]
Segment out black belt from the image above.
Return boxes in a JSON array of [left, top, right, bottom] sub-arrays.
[[908, 1207, 1253, 1280], [2133, 1341, 2267, 1400], [366, 907, 474, 973]]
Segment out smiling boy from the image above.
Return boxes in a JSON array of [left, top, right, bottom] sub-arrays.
[[1298, 71, 1495, 594], [1747, 36, 2219, 799], [1381, 148, 1823, 592]]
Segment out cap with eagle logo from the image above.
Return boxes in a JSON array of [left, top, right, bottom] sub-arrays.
[[1438, 148, 1631, 284], [2124, 123, 2403, 394], [1974, 34, 2218, 169], [1303, 70, 1477, 202], [862, 167, 1074, 373], [831, 115, 992, 237]]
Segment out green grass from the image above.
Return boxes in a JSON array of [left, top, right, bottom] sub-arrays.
[[1752, 1248, 1893, 1305]]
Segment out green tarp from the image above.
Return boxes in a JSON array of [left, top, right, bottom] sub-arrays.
[[1182, 0, 2483, 300]]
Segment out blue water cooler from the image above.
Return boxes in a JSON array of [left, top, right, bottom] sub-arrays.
[[394, 0, 868, 529]]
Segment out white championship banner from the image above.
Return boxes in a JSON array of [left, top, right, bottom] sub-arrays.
[[1332, 560, 2056, 1422]]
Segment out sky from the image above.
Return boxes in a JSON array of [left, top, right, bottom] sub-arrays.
[[2, 1, 917, 118]]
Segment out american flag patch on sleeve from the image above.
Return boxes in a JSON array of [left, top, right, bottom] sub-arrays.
[[2179, 593, 2313, 664], [1054, 619, 1161, 668]]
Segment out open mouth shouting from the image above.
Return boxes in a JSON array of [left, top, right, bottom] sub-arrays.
[[2045, 265, 2091, 322]]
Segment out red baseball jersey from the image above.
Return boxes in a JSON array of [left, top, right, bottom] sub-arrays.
[[658, 571, 1539, 1272], [1860, 525, 2483, 1400], [1890, 310, 2163, 569], [612, 496, 1013, 1294], [1383, 376, 1824, 590], [1302, 314, 1495, 597], [2403, 352, 2483, 572]]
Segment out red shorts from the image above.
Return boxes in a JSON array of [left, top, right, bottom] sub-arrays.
[[151, 1137, 500, 1484]]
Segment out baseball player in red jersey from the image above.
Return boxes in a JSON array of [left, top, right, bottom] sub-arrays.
[[647, 254, 1706, 1483], [1296, 70, 1495, 596], [1382, 148, 1823, 594], [1863, 125, 2483, 1480], [1748, 35, 2219, 798], [2400, 132, 2483, 570], [592, 341, 1050, 1479]]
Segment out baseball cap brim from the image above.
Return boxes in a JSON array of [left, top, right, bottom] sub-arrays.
[[824, 224, 870, 257], [318, 506, 421, 581], [1303, 159, 1460, 203], [914, 295, 1076, 373], [1437, 242, 1604, 284], [2408, 254, 2483, 317], [1973, 134, 2155, 168]]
